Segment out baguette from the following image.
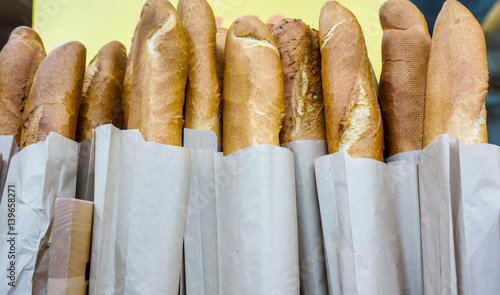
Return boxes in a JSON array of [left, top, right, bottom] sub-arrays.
[[123, 26, 139, 128], [271, 19, 325, 144], [424, 0, 488, 146], [178, 0, 221, 140], [216, 27, 227, 87], [76, 41, 127, 142], [128, 0, 188, 146], [0, 26, 46, 144], [20, 41, 86, 148], [379, 0, 431, 156], [319, 1, 384, 161], [223, 15, 284, 155]]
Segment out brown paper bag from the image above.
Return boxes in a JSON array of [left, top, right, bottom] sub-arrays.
[[315, 151, 423, 295], [282, 140, 329, 295], [216, 145, 300, 294], [419, 134, 500, 294], [0, 132, 78, 294], [89, 124, 191, 295]]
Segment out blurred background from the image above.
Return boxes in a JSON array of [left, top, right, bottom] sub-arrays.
[[1, 0, 500, 144]]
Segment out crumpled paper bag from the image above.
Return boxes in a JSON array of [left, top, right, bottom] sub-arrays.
[[0, 132, 78, 294]]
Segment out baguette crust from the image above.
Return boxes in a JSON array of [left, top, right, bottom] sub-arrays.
[[424, 0, 488, 145], [216, 27, 227, 87], [0, 27, 46, 144], [123, 26, 139, 128], [223, 15, 284, 155], [379, 0, 431, 156], [128, 0, 188, 146], [178, 0, 221, 140], [271, 19, 325, 144], [20, 41, 86, 148], [76, 41, 127, 142], [319, 1, 384, 160]]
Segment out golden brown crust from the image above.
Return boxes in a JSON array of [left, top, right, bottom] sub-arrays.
[[424, 0, 488, 146], [223, 15, 284, 155], [20, 41, 86, 148], [128, 0, 188, 146], [123, 26, 139, 129], [76, 41, 127, 142], [0, 26, 46, 144], [379, 0, 431, 156], [319, 1, 384, 161], [178, 0, 221, 141], [216, 27, 227, 87], [271, 19, 325, 144]]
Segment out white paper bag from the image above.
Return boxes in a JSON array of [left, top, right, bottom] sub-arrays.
[[183, 128, 219, 295], [0, 132, 78, 294], [0, 135, 18, 201], [216, 145, 300, 295], [315, 151, 423, 295], [418, 135, 500, 295], [386, 150, 420, 165], [282, 140, 328, 295], [89, 124, 191, 295]]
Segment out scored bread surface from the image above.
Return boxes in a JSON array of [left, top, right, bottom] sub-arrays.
[[271, 19, 326, 144], [128, 0, 188, 146], [319, 1, 384, 161]]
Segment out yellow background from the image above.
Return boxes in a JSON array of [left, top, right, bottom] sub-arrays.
[[34, 0, 386, 77]]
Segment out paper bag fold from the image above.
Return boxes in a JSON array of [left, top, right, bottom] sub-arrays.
[[282, 140, 328, 295], [183, 129, 219, 295]]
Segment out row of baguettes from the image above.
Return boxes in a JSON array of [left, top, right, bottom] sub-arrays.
[[379, 0, 488, 157], [0, 28, 128, 148], [0, 0, 488, 159]]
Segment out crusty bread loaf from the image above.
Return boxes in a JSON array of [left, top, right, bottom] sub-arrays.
[[20, 41, 86, 148], [76, 41, 127, 142], [319, 1, 384, 161], [128, 0, 188, 146], [271, 19, 325, 144], [123, 26, 138, 128], [223, 15, 284, 155], [424, 0, 488, 146], [0, 26, 46, 144], [178, 0, 221, 141], [216, 27, 227, 87], [379, 0, 431, 156]]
